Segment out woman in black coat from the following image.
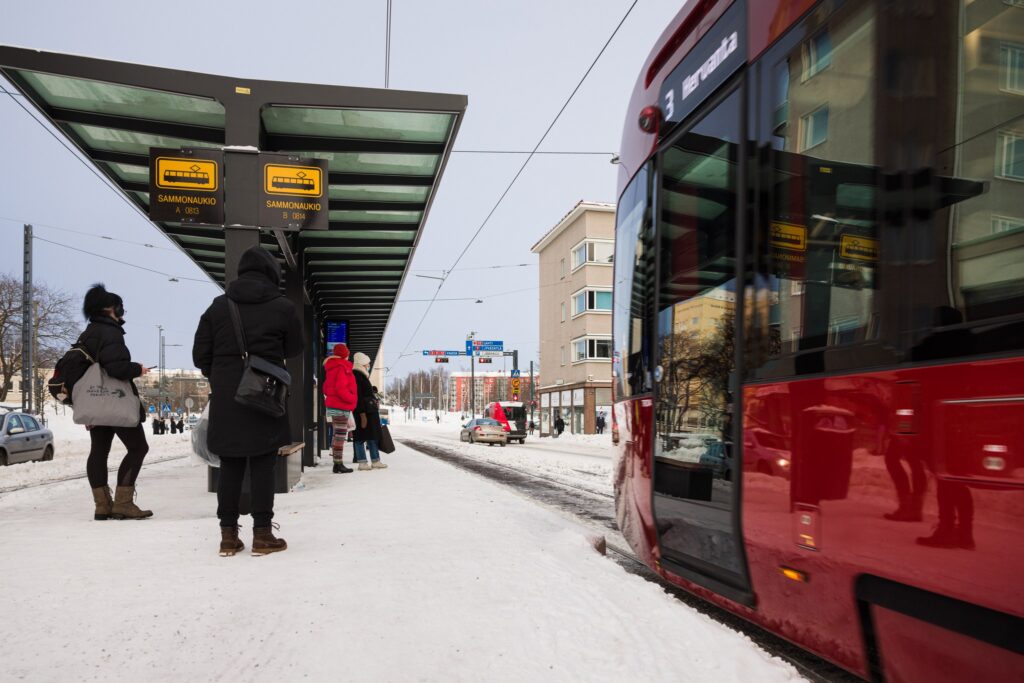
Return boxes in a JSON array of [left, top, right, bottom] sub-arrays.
[[350, 352, 386, 470], [80, 284, 153, 521], [192, 246, 303, 556]]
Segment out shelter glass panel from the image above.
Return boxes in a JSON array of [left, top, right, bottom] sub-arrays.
[[263, 107, 452, 142], [307, 152, 438, 175], [68, 123, 219, 154], [328, 185, 430, 202], [328, 210, 423, 223]]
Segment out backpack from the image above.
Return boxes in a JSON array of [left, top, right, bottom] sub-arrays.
[[48, 342, 96, 406]]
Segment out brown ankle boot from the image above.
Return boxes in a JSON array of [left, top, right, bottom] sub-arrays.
[[252, 525, 287, 555], [91, 486, 113, 521], [111, 486, 153, 520], [219, 526, 245, 557]]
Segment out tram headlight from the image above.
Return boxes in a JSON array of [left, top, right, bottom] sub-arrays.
[[638, 105, 662, 134]]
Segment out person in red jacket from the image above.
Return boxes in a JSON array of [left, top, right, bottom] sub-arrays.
[[323, 343, 358, 473]]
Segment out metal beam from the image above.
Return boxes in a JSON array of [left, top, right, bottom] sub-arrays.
[[327, 221, 421, 231], [302, 239, 415, 249], [327, 200, 426, 212], [273, 230, 297, 271], [328, 172, 433, 187]]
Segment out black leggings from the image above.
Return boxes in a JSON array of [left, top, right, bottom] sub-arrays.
[[86, 424, 150, 488], [217, 453, 277, 529]]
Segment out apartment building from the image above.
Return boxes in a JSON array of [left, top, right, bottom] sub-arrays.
[[530, 201, 615, 435]]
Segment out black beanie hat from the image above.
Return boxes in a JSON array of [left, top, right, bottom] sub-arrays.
[[82, 283, 123, 320]]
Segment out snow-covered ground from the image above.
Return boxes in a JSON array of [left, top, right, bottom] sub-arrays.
[[0, 414, 803, 682], [391, 409, 615, 497], [0, 407, 194, 491]]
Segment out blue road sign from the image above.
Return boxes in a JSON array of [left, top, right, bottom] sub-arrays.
[[148, 405, 156, 413], [424, 349, 466, 356], [511, 369, 521, 378], [466, 340, 503, 353]]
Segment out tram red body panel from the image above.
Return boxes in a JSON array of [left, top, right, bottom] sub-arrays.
[[614, 0, 1024, 679]]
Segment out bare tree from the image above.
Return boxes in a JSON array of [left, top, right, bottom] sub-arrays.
[[0, 273, 81, 403]]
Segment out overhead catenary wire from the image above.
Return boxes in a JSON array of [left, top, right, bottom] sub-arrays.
[[31, 235, 215, 285], [391, 0, 638, 370], [0, 216, 176, 251]]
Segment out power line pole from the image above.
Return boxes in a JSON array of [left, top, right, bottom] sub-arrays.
[[21, 225, 33, 414]]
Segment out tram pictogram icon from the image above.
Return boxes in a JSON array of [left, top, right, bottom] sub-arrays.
[[264, 163, 323, 197], [154, 156, 219, 191]]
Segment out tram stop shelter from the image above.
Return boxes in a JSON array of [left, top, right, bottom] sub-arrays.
[[0, 46, 466, 490]]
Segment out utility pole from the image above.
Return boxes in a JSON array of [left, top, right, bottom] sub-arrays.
[[156, 325, 164, 394], [21, 227, 32, 413], [21, 225, 33, 414], [467, 331, 476, 417], [529, 360, 535, 424]]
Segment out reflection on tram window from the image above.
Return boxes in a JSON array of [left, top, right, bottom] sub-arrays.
[[613, 163, 654, 398], [653, 88, 743, 577], [749, 0, 1024, 381]]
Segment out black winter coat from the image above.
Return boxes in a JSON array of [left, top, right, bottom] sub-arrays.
[[78, 316, 145, 422], [352, 369, 382, 443], [192, 248, 303, 458]]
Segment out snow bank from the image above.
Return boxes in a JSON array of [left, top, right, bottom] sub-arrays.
[[0, 439, 802, 682]]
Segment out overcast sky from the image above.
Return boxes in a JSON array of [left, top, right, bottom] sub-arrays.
[[0, 0, 680, 381]]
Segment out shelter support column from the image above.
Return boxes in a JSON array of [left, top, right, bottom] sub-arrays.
[[285, 258, 308, 477], [302, 301, 315, 468]]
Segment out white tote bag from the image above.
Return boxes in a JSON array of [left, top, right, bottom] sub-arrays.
[[72, 362, 141, 428]]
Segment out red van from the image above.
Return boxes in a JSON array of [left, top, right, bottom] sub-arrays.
[[482, 401, 528, 444]]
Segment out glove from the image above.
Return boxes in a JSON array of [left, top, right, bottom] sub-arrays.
[[360, 414, 367, 429]]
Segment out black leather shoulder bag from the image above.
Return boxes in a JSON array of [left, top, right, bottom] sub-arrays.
[[227, 299, 291, 418]]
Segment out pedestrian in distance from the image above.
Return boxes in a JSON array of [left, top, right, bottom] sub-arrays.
[[528, 420, 536, 436], [554, 415, 565, 438], [596, 413, 606, 435], [79, 284, 153, 521], [322, 342, 357, 474], [192, 246, 304, 557], [351, 352, 386, 470]]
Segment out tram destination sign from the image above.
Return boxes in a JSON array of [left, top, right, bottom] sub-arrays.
[[258, 153, 329, 231], [659, 0, 746, 129], [148, 147, 224, 224]]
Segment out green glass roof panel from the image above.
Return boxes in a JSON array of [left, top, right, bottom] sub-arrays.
[[106, 162, 150, 184], [68, 123, 220, 155], [328, 210, 423, 223], [263, 107, 451, 143], [305, 151, 438, 175], [328, 185, 430, 202], [309, 260, 407, 267], [303, 229, 417, 241], [132, 191, 149, 204], [16, 70, 225, 128], [173, 235, 226, 247], [307, 247, 411, 256]]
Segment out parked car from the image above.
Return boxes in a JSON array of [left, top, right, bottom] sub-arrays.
[[0, 411, 54, 466], [460, 418, 507, 446]]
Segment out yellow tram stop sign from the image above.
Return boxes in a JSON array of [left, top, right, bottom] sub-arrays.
[[155, 156, 219, 192], [264, 163, 323, 198]]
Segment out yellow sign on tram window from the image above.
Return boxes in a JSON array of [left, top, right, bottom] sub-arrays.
[[154, 157, 219, 192], [264, 163, 323, 197], [840, 235, 879, 262], [770, 221, 806, 252]]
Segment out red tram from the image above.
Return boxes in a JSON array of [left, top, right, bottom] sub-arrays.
[[611, 1, 1023, 680]]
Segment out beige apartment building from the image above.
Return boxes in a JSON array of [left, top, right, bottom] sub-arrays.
[[531, 201, 615, 435]]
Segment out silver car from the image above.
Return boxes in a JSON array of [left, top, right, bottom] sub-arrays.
[[460, 418, 507, 446], [0, 411, 54, 466]]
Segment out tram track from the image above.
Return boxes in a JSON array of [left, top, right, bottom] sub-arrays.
[[0, 454, 190, 497], [400, 438, 859, 683]]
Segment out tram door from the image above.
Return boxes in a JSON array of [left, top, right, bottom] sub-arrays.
[[652, 87, 748, 594]]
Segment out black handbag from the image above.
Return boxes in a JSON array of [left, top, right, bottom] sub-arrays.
[[227, 299, 291, 418], [378, 424, 395, 454]]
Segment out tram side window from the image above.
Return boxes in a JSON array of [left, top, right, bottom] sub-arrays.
[[750, 0, 891, 379], [613, 163, 654, 398]]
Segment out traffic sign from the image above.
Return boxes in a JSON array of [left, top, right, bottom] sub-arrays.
[[434, 357, 449, 363], [423, 349, 464, 356], [477, 358, 492, 364], [185, 398, 194, 409], [510, 369, 521, 378], [466, 340, 503, 353], [258, 154, 328, 230], [148, 147, 224, 224], [476, 350, 503, 358], [511, 378, 521, 392]]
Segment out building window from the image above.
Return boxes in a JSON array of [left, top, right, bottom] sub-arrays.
[[800, 105, 829, 151], [802, 30, 832, 80], [997, 131, 1024, 180], [571, 287, 613, 316], [560, 345, 566, 365], [571, 336, 612, 362], [570, 240, 614, 270], [992, 215, 1024, 234], [1002, 44, 1024, 94], [560, 258, 566, 279], [560, 301, 566, 322]]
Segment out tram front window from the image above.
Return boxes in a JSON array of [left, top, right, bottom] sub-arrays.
[[653, 88, 744, 578]]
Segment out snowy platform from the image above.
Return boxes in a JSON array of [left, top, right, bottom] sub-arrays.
[[0, 420, 800, 682]]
